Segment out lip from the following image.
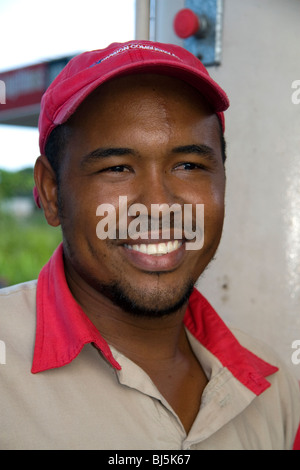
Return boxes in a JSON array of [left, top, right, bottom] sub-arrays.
[[120, 239, 186, 272]]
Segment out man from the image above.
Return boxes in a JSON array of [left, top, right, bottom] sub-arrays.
[[1, 40, 299, 450]]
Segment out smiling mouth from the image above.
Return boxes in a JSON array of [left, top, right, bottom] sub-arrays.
[[124, 240, 183, 256]]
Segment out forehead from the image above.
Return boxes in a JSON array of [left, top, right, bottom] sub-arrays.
[[69, 73, 216, 125], [56, 74, 224, 175], [61, 74, 222, 163]]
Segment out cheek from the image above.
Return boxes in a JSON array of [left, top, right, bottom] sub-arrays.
[[58, 184, 97, 247], [199, 181, 225, 243], [188, 175, 225, 216], [207, 186, 225, 226], [59, 174, 118, 225]]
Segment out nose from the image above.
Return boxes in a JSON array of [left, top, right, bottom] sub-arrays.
[[134, 166, 180, 209], [126, 167, 184, 239]]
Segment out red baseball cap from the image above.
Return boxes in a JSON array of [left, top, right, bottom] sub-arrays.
[[38, 40, 229, 155]]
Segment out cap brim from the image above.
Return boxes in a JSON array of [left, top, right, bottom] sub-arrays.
[[54, 59, 229, 125]]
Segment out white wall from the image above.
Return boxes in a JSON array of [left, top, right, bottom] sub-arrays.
[[153, 0, 300, 378]]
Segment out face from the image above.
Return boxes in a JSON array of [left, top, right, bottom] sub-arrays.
[[49, 74, 225, 316]]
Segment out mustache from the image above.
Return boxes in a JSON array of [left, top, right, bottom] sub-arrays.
[[96, 199, 204, 249], [121, 211, 198, 240]]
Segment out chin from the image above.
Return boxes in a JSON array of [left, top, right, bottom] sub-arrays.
[[94, 277, 195, 318]]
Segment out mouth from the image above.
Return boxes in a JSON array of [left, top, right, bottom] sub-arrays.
[[121, 239, 186, 272], [124, 239, 183, 256]]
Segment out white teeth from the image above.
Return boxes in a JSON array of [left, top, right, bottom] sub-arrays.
[[125, 240, 182, 255]]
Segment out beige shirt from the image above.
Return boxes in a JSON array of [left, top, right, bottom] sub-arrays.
[[0, 278, 299, 450]]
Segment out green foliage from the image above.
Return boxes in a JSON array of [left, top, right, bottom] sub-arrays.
[[0, 167, 62, 286], [0, 210, 62, 287], [0, 167, 35, 199]]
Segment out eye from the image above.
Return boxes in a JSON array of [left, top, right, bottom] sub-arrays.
[[175, 162, 206, 171], [181, 162, 199, 170], [102, 165, 130, 173]]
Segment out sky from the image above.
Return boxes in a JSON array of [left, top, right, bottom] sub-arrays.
[[0, 0, 136, 171]]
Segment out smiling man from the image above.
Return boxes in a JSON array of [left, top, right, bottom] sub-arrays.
[[0, 41, 299, 450]]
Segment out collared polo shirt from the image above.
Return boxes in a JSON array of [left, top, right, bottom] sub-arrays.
[[0, 243, 299, 450]]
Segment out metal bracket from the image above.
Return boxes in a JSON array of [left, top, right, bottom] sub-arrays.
[[184, 0, 224, 66]]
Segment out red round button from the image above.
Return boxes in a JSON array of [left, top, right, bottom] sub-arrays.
[[173, 8, 200, 39]]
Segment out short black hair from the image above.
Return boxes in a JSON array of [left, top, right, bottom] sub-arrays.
[[44, 124, 69, 185], [45, 116, 227, 182], [218, 117, 227, 164]]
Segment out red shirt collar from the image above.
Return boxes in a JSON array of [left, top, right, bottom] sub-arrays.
[[32, 243, 121, 373], [32, 243, 278, 395]]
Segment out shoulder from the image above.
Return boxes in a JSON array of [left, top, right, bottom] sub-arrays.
[[0, 281, 37, 370], [231, 327, 286, 367], [0, 281, 37, 323], [232, 327, 300, 448], [0, 280, 37, 303], [232, 328, 300, 413], [231, 326, 298, 385]]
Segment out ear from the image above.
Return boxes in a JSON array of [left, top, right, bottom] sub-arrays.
[[34, 155, 61, 227]]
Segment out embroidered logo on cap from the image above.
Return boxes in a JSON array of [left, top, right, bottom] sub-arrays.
[[89, 43, 181, 68]]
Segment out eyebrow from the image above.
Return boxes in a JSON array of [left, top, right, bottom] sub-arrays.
[[80, 143, 218, 168], [80, 147, 135, 168], [172, 144, 217, 161]]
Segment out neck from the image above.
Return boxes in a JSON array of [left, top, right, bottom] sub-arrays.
[[64, 259, 189, 365]]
